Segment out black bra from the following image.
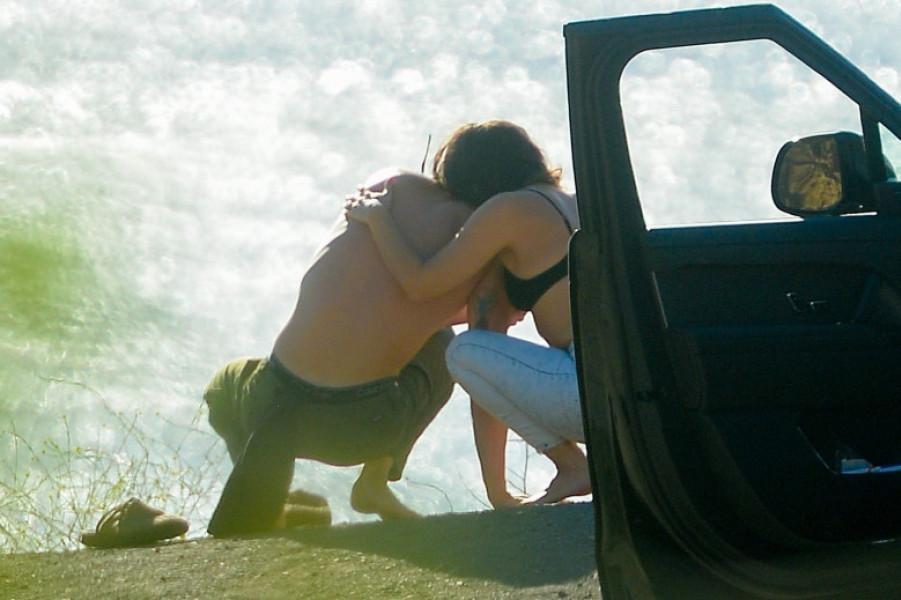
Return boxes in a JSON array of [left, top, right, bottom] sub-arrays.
[[504, 188, 574, 311]]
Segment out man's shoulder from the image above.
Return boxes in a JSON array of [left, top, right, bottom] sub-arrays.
[[390, 175, 466, 211], [362, 168, 470, 231], [382, 180, 469, 251], [362, 167, 406, 190], [389, 172, 444, 194], [362, 169, 436, 192]]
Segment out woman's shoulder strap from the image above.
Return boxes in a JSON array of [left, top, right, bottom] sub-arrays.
[[526, 187, 574, 233]]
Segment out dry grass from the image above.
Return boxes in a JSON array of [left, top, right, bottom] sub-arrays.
[[0, 380, 224, 554], [0, 379, 547, 555]]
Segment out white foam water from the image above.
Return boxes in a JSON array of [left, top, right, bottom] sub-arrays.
[[0, 0, 895, 552]]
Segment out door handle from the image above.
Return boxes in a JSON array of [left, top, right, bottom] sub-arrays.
[[786, 292, 829, 313]]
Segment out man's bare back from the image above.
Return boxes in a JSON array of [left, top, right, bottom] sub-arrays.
[[206, 171, 482, 533], [272, 172, 477, 386]]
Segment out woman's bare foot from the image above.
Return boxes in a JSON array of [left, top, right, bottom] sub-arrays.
[[527, 441, 592, 505], [526, 470, 592, 505]]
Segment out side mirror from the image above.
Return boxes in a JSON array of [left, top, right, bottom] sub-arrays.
[[771, 132, 873, 217]]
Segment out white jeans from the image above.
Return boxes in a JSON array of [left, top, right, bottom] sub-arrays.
[[446, 330, 583, 452]]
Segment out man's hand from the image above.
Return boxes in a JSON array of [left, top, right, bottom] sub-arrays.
[[344, 185, 392, 224]]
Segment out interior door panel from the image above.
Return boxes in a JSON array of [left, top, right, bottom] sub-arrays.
[[649, 219, 901, 413], [638, 213, 901, 543]]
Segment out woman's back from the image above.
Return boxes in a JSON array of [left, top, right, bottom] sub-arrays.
[[493, 184, 578, 349]]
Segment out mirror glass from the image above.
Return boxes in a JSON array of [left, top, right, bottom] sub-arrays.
[[774, 135, 843, 214]]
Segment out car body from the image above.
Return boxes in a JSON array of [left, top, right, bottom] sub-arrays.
[[565, 5, 901, 599]]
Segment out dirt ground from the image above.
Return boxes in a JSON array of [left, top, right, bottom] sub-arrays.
[[0, 502, 601, 600]]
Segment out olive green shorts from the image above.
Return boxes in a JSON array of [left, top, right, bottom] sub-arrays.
[[204, 328, 454, 481]]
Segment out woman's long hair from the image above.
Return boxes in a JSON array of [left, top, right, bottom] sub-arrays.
[[432, 120, 561, 208]]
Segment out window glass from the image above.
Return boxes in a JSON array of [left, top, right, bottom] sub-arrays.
[[621, 41, 862, 228]]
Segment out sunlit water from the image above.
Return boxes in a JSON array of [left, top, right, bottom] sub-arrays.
[[1, 0, 897, 552]]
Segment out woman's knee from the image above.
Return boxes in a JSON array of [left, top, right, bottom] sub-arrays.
[[445, 331, 491, 381], [447, 329, 500, 358]]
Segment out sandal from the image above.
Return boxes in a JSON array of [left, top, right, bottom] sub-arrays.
[[80, 498, 189, 548], [286, 488, 329, 508]]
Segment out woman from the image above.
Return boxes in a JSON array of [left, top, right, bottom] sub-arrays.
[[347, 120, 589, 508]]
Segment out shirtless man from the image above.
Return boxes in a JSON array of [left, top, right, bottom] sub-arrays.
[[204, 170, 482, 536]]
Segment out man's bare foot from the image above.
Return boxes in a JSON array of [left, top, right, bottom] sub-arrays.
[[350, 457, 422, 520], [282, 503, 332, 528], [350, 479, 421, 520], [287, 488, 329, 508]]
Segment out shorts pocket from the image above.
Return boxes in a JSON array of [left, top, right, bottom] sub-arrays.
[[305, 385, 413, 465]]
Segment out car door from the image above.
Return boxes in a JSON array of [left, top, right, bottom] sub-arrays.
[[565, 6, 901, 599]]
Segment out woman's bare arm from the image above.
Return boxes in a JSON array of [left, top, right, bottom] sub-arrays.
[[466, 262, 525, 332], [347, 186, 515, 301]]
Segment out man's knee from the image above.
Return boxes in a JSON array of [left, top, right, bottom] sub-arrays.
[[407, 328, 455, 399], [431, 326, 455, 349], [416, 327, 455, 368]]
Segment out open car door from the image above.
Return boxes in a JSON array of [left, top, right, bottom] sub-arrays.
[[566, 5, 901, 599]]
